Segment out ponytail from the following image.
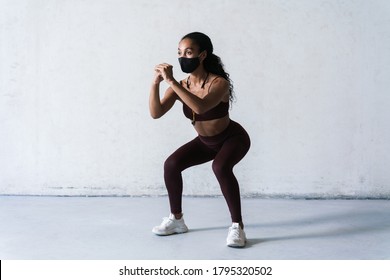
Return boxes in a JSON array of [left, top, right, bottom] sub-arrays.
[[203, 53, 235, 103]]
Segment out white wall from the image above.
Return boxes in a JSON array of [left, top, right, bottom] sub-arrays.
[[1, 0, 389, 198]]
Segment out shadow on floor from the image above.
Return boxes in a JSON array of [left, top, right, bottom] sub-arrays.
[[190, 209, 390, 248], [249, 209, 390, 246]]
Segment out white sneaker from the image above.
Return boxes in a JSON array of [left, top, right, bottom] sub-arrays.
[[226, 223, 246, 247], [152, 213, 188, 236]]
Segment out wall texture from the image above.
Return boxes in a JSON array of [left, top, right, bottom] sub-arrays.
[[1, 0, 390, 198]]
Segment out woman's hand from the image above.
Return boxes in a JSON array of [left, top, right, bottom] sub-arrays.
[[152, 69, 163, 84], [154, 63, 175, 84]]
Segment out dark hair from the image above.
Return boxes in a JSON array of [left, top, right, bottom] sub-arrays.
[[181, 32, 235, 103]]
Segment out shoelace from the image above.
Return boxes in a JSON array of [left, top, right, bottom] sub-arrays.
[[161, 217, 174, 226], [229, 227, 241, 239]]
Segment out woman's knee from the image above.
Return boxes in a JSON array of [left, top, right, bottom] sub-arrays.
[[212, 160, 231, 178], [164, 154, 181, 174]]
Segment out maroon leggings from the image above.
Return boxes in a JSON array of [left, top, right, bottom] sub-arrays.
[[164, 120, 251, 223]]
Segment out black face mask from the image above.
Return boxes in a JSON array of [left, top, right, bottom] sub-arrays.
[[178, 57, 200, 73]]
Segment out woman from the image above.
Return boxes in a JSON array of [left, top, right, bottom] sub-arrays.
[[149, 32, 250, 247]]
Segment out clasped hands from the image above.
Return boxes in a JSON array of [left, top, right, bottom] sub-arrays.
[[154, 63, 175, 85]]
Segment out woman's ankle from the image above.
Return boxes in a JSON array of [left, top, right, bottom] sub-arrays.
[[173, 213, 183, 220]]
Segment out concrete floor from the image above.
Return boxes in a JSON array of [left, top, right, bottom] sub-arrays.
[[0, 196, 389, 260]]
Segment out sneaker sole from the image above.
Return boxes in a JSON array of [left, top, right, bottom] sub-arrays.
[[227, 239, 247, 248], [227, 242, 246, 248], [152, 228, 188, 236]]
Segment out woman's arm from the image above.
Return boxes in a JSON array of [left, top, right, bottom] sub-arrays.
[[149, 70, 177, 119], [155, 63, 229, 114], [169, 78, 229, 114]]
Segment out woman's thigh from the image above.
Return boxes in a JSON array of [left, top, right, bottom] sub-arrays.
[[165, 137, 217, 171]]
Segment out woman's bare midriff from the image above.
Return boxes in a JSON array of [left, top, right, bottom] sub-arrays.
[[193, 115, 231, 137]]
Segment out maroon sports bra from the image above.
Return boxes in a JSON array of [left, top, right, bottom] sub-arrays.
[[182, 101, 229, 122]]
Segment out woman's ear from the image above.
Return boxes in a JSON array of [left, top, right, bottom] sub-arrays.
[[199, 50, 207, 62]]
